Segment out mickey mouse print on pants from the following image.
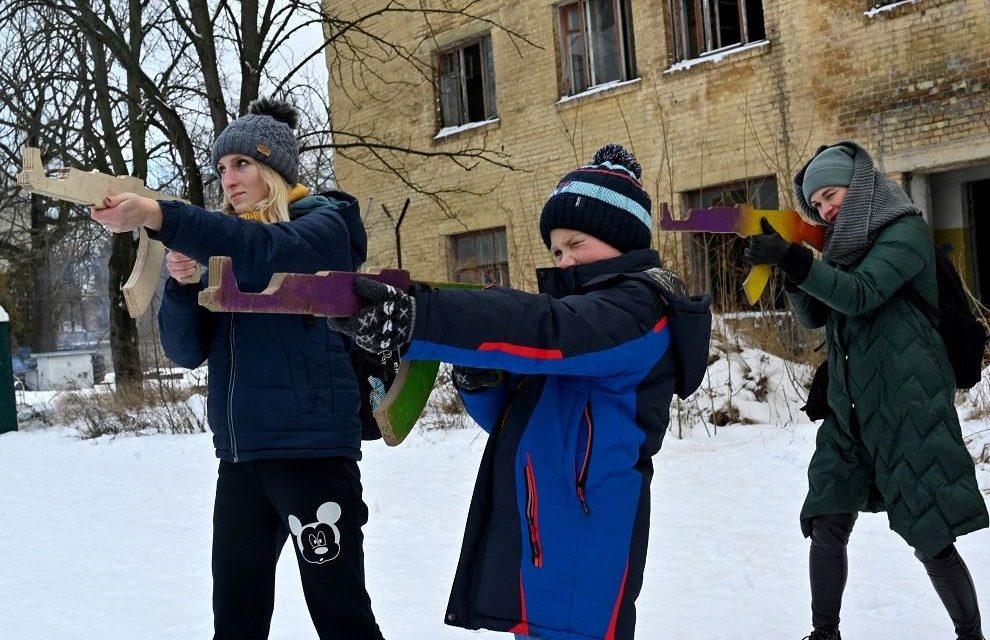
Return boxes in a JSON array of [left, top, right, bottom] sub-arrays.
[[289, 501, 342, 564]]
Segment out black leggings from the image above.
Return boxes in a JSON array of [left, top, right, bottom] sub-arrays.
[[809, 513, 984, 639]]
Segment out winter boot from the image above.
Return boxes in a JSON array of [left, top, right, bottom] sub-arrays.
[[916, 545, 984, 640], [802, 630, 841, 640]]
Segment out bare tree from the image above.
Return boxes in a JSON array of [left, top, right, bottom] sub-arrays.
[[0, 0, 532, 390], [0, 6, 97, 353]]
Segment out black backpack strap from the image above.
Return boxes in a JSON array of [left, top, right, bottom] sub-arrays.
[[900, 281, 939, 327]]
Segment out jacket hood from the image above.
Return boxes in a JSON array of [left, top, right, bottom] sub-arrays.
[[291, 190, 368, 269]]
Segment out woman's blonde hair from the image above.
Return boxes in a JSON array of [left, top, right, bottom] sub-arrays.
[[220, 161, 291, 223]]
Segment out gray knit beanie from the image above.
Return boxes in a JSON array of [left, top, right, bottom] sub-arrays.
[[211, 97, 300, 185], [801, 145, 855, 203]]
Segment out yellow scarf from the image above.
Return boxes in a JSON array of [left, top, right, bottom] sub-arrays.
[[237, 183, 311, 223]]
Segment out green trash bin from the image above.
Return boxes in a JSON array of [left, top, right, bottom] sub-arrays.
[[0, 305, 16, 433]]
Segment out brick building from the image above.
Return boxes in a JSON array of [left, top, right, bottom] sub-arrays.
[[327, 0, 990, 308]]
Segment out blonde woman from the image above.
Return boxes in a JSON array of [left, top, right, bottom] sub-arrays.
[[92, 98, 385, 640]]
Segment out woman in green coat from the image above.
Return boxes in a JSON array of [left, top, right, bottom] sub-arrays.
[[744, 141, 988, 640]]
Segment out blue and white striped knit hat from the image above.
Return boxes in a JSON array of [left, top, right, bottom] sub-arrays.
[[539, 143, 652, 252]]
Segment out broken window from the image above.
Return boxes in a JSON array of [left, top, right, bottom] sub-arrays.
[[449, 228, 510, 286], [683, 178, 780, 310], [667, 0, 766, 62], [558, 0, 637, 96], [437, 35, 497, 129]]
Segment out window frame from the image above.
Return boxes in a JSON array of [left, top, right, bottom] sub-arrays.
[[683, 177, 780, 310], [436, 34, 497, 129], [448, 227, 511, 287], [667, 0, 765, 63], [557, 0, 637, 97]]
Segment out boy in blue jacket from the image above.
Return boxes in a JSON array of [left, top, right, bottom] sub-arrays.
[[334, 144, 711, 640]]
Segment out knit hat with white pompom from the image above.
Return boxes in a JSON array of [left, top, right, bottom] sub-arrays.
[[539, 143, 652, 252]]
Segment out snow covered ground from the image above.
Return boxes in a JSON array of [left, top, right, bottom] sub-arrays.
[[2, 348, 988, 640]]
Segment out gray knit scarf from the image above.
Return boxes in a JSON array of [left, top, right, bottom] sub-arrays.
[[793, 141, 921, 266]]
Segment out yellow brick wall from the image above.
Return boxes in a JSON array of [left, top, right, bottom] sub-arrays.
[[326, 0, 990, 291]]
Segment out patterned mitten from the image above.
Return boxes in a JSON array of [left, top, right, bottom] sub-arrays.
[[327, 277, 415, 354]]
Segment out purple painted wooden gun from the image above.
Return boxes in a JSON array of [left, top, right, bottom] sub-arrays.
[[659, 203, 825, 304], [198, 256, 412, 317], [197, 257, 435, 447]]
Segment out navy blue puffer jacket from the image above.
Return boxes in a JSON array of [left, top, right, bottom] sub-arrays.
[[153, 191, 366, 461]]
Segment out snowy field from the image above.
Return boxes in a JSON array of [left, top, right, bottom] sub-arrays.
[[2, 348, 988, 640]]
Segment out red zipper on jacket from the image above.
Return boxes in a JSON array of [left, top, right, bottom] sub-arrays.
[[576, 404, 594, 515], [524, 452, 543, 568]]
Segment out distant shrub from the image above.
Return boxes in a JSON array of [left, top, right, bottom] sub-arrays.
[[56, 377, 205, 439]]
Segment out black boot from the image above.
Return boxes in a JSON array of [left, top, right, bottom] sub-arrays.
[[915, 545, 985, 640], [802, 630, 841, 640]]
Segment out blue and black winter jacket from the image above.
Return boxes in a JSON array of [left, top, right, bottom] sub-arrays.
[[153, 191, 366, 462], [405, 249, 698, 640]]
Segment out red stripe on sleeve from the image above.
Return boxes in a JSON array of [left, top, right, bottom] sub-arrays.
[[653, 316, 669, 333], [478, 342, 564, 360]]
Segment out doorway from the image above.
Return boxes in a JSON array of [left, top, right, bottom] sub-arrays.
[[967, 178, 990, 304]]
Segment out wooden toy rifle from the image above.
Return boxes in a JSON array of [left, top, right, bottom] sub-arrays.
[[659, 202, 825, 304], [199, 256, 480, 446], [16, 146, 187, 319]]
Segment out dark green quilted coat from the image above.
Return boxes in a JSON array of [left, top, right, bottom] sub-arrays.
[[788, 214, 988, 556]]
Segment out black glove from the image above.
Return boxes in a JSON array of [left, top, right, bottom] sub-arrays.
[[327, 277, 415, 355], [451, 366, 503, 391], [743, 217, 791, 265]]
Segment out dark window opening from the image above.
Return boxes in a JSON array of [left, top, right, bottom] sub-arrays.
[[437, 36, 497, 129], [683, 178, 780, 311], [669, 0, 766, 62]]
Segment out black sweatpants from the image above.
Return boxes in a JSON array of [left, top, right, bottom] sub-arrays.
[[212, 457, 384, 640]]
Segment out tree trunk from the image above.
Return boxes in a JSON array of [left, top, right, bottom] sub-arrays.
[[107, 232, 142, 390], [28, 194, 57, 353]]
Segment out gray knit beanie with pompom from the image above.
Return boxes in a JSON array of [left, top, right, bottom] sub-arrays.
[[211, 97, 300, 185]]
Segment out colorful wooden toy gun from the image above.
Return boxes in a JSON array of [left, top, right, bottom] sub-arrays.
[[659, 202, 826, 305], [16, 146, 187, 319], [199, 256, 479, 446]]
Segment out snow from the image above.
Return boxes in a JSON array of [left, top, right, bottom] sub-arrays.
[[2, 346, 988, 639], [865, 0, 922, 18], [555, 78, 642, 106], [664, 40, 770, 74], [434, 118, 500, 140]]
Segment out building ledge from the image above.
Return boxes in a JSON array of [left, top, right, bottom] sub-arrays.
[[555, 78, 642, 110], [434, 117, 500, 143], [663, 40, 770, 75], [864, 0, 923, 18]]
